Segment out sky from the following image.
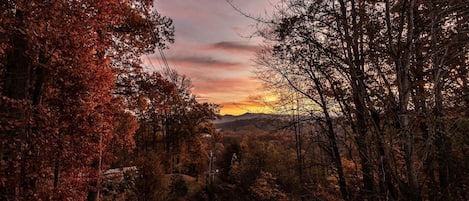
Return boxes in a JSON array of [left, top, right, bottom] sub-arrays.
[[143, 0, 279, 115]]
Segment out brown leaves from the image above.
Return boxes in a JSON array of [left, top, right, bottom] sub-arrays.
[[249, 171, 289, 201]]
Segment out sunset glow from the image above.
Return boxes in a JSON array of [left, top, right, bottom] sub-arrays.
[[143, 0, 278, 115]]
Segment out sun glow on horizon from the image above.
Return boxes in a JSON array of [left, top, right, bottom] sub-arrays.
[[217, 94, 279, 115]]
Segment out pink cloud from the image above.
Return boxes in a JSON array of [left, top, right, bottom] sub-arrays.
[[202, 41, 261, 54], [151, 0, 279, 115], [168, 55, 242, 69], [144, 55, 247, 71], [192, 77, 262, 94]]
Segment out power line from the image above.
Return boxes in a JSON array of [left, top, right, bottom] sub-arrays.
[[142, 4, 172, 72], [145, 54, 159, 71], [158, 47, 171, 71]]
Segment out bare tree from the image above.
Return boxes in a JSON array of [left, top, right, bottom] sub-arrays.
[[250, 0, 468, 200]]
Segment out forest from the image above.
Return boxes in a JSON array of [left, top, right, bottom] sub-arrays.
[[0, 0, 468, 201]]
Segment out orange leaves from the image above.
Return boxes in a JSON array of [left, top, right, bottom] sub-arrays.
[[249, 171, 289, 201], [127, 10, 147, 28], [112, 109, 138, 150], [0, 0, 176, 199], [137, 95, 149, 110]]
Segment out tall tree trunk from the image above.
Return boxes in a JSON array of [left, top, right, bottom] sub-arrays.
[[324, 110, 349, 200], [53, 146, 62, 199], [292, 94, 305, 201], [312, 72, 349, 200], [338, 0, 376, 198], [385, 0, 421, 199], [1, 10, 33, 198]]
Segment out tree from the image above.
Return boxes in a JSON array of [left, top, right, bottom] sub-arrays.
[[252, 0, 468, 200], [129, 68, 220, 200], [135, 152, 168, 201], [158, 69, 219, 174], [249, 171, 289, 201], [0, 0, 173, 200]]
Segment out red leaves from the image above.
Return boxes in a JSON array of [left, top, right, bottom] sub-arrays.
[[1, 0, 174, 200]]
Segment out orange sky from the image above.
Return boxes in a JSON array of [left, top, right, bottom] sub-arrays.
[[143, 0, 278, 115]]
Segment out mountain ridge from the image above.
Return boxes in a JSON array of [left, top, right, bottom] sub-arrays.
[[213, 112, 289, 124]]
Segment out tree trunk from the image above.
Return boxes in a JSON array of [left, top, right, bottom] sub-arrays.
[[1, 12, 34, 198], [337, 0, 376, 197], [311, 72, 349, 200], [53, 152, 60, 189]]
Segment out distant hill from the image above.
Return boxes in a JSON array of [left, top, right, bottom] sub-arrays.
[[213, 113, 289, 124], [213, 113, 291, 132]]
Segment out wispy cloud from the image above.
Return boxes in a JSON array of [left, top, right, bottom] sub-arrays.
[[144, 55, 247, 70], [168, 55, 242, 68], [193, 77, 261, 94], [204, 41, 260, 54], [153, 0, 278, 115]]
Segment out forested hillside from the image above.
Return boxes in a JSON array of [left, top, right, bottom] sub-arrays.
[[214, 113, 290, 132]]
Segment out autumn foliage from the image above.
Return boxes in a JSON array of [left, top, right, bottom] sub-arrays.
[[2, 0, 468, 200], [0, 0, 185, 200]]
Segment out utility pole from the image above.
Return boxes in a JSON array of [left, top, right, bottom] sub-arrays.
[[208, 150, 215, 184], [292, 91, 304, 201]]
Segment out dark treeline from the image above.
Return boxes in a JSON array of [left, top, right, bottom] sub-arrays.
[[250, 0, 469, 200]]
